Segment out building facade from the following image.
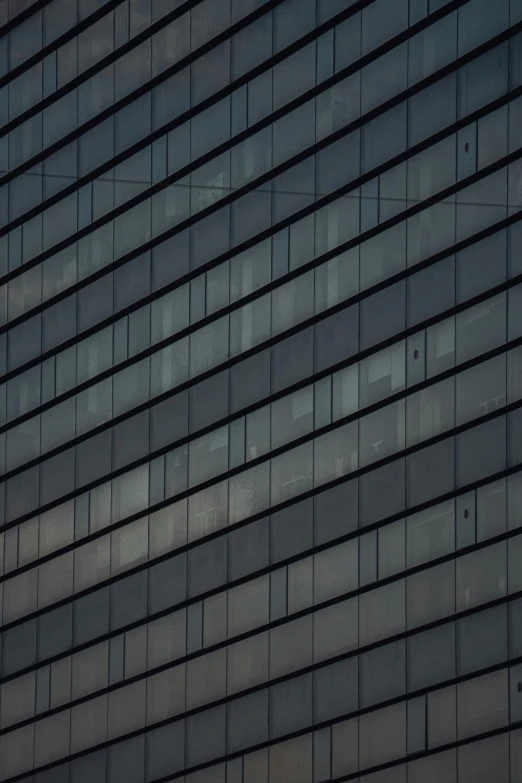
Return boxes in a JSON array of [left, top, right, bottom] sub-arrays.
[[0, 0, 522, 780]]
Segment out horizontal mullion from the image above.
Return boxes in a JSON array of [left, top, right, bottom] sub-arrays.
[[0, 0, 492, 295], [1, 383, 521, 639], [0, 0, 269, 142], [0, 146, 520, 489], [0, 0, 52, 39], [0, 257, 520, 548], [1, 601, 520, 783], [0, 71, 520, 401], [330, 724, 518, 783], [0, 303, 519, 611], [0, 257, 520, 516], [0, 512, 519, 737], [0, 0, 127, 91], [0, 0, 370, 192], [0, 0, 464, 247], [0, 454, 519, 702]]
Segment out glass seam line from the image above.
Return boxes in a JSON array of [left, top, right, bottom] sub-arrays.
[[0, 0, 464, 231]]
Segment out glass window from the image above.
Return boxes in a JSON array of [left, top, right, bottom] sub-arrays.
[[360, 399, 405, 466], [72, 641, 109, 699], [458, 668, 509, 739], [73, 587, 110, 646], [145, 722, 185, 783], [229, 462, 269, 525], [409, 74, 457, 146], [360, 281, 406, 350], [272, 271, 314, 337], [273, 100, 315, 168], [227, 690, 268, 755], [110, 570, 147, 631], [0, 670, 35, 728], [407, 560, 455, 628], [313, 599, 358, 663], [74, 536, 110, 593], [107, 735, 145, 783], [456, 354, 506, 426], [407, 437, 455, 508], [360, 343, 405, 407], [270, 498, 313, 563], [360, 701, 406, 769], [360, 459, 405, 527], [228, 575, 269, 637], [38, 551, 73, 608], [406, 500, 455, 567], [272, 41, 314, 110], [186, 647, 226, 710], [408, 255, 455, 326], [187, 536, 226, 598], [110, 516, 148, 576], [314, 420, 358, 486], [458, 604, 508, 675], [360, 579, 406, 646], [456, 540, 507, 611], [362, 42, 407, 114], [189, 427, 229, 487], [186, 704, 226, 767], [406, 377, 455, 447], [270, 615, 313, 679], [271, 442, 313, 506], [146, 664, 185, 725], [228, 518, 269, 581], [457, 229, 507, 303], [270, 674, 312, 738], [316, 131, 360, 197], [314, 539, 358, 602], [273, 0, 315, 51], [269, 733, 312, 783], [227, 632, 268, 695], [314, 305, 359, 373], [477, 479, 507, 541], [314, 479, 358, 545], [457, 416, 506, 487], [408, 622, 456, 691], [362, 103, 407, 173], [456, 293, 506, 364]]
